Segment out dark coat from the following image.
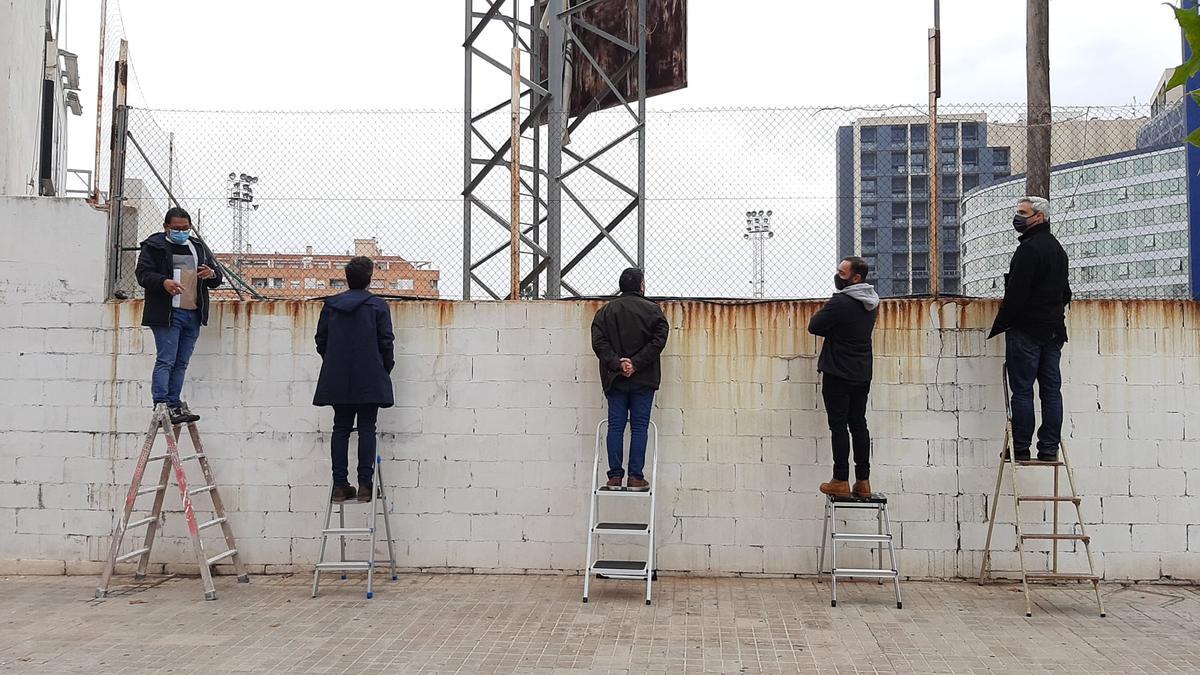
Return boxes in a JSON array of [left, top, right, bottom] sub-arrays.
[[988, 223, 1072, 344], [590, 292, 670, 393], [313, 290, 395, 407], [807, 285, 880, 383], [134, 232, 224, 327]]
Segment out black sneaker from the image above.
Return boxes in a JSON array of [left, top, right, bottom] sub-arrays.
[[180, 402, 201, 422], [167, 407, 200, 425], [1001, 448, 1031, 462], [331, 484, 357, 503], [357, 483, 373, 503], [1034, 452, 1059, 463]]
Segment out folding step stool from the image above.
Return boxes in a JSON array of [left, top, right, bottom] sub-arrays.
[[817, 492, 902, 609], [979, 363, 1104, 617], [583, 419, 659, 605], [97, 404, 249, 600], [311, 454, 398, 599]]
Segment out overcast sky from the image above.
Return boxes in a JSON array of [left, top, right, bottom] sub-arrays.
[[60, 0, 1184, 298]]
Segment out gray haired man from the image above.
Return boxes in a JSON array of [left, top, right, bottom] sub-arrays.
[[987, 196, 1072, 462]]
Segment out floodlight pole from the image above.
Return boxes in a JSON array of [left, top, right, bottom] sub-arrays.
[[928, 0, 942, 298]]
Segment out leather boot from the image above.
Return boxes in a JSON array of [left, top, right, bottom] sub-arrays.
[[819, 479, 851, 498], [852, 480, 872, 498]]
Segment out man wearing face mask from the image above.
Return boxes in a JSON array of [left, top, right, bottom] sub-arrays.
[[135, 207, 223, 425], [988, 196, 1071, 462], [808, 256, 880, 498]]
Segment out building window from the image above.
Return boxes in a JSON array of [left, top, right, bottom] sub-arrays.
[[890, 125, 908, 146], [962, 123, 978, 143], [911, 125, 927, 145], [290, 280, 301, 289], [940, 150, 956, 173], [962, 148, 978, 171], [861, 127, 877, 145], [939, 123, 957, 143], [377, 262, 389, 271], [911, 152, 927, 173], [861, 152, 878, 172], [962, 174, 979, 192], [862, 229, 877, 249], [330, 279, 347, 289], [891, 202, 907, 220], [430, 280, 439, 290], [912, 200, 928, 222], [861, 178, 877, 196], [1117, 264, 1130, 277], [891, 177, 907, 197], [390, 279, 415, 290], [862, 204, 877, 218], [371, 280, 385, 289], [304, 278, 318, 289], [251, 278, 267, 288]]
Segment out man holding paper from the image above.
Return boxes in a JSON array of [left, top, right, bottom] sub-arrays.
[[135, 207, 223, 424]]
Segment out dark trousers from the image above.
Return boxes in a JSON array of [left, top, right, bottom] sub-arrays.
[[1005, 329, 1063, 456], [331, 404, 379, 486], [605, 386, 655, 479], [821, 373, 871, 482]]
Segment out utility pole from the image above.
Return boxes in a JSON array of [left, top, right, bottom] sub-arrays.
[[928, 0, 942, 298], [1026, 0, 1051, 198]]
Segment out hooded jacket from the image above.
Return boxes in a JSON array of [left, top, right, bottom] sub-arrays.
[[590, 291, 670, 393], [807, 283, 880, 383], [134, 232, 223, 327], [313, 289, 395, 407], [988, 222, 1072, 344]]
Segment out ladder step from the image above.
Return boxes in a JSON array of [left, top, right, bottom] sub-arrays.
[[136, 484, 167, 496], [323, 527, 373, 535], [1016, 460, 1065, 467], [147, 454, 168, 462], [115, 547, 150, 563], [831, 567, 899, 578], [594, 489, 652, 497], [1026, 572, 1100, 582], [316, 561, 372, 571], [188, 484, 217, 496], [126, 516, 156, 530], [178, 454, 202, 462], [1017, 496, 1081, 503], [594, 522, 648, 535], [592, 560, 648, 578], [831, 533, 893, 542], [197, 517, 227, 531], [1021, 533, 1089, 542], [205, 549, 238, 566]]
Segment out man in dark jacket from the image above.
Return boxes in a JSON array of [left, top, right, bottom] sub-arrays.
[[590, 268, 670, 491], [808, 256, 880, 498], [988, 196, 1071, 462], [135, 206, 223, 425], [313, 257, 395, 503]]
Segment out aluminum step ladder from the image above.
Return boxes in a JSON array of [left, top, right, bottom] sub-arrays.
[[583, 419, 659, 605], [311, 454, 397, 599], [817, 492, 902, 608], [978, 363, 1105, 617], [97, 404, 249, 601]]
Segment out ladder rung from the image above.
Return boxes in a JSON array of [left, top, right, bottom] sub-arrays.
[[316, 561, 372, 571], [178, 454, 202, 462], [205, 549, 238, 566], [831, 568, 899, 578], [115, 548, 150, 563], [1021, 533, 1089, 542], [126, 516, 156, 530], [188, 484, 217, 496], [147, 454, 168, 462], [198, 517, 227, 531], [136, 484, 167, 496], [1016, 460, 1065, 467], [1017, 496, 1080, 503], [1026, 572, 1099, 582], [323, 527, 373, 536], [594, 522, 648, 535], [594, 489, 652, 497], [831, 533, 893, 542]]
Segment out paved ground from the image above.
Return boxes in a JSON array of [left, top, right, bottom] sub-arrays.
[[1, 574, 1199, 674]]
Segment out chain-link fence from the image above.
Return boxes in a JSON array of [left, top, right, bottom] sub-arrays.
[[110, 102, 1191, 301]]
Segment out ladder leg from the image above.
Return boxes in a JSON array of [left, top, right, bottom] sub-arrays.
[[135, 441, 174, 581], [829, 504, 838, 608], [978, 435, 1009, 583], [583, 422, 603, 603], [876, 507, 884, 585], [366, 485, 378, 599], [1052, 464, 1060, 574], [97, 409, 164, 598], [1009, 452, 1033, 617], [817, 498, 829, 577], [164, 422, 215, 600], [1062, 441, 1105, 617], [377, 456, 398, 581], [187, 423, 249, 583], [883, 503, 902, 609], [338, 502, 347, 580], [312, 482, 335, 598]]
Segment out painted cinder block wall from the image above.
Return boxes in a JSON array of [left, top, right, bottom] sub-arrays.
[[1, 196, 1199, 580]]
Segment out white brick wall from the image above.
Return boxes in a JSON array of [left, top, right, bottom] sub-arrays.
[[1, 198, 1198, 579]]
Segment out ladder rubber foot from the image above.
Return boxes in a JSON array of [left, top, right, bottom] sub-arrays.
[[652, 571, 658, 581], [94, 589, 107, 599], [645, 600, 651, 606], [897, 602, 903, 609], [133, 573, 145, 581], [1026, 612, 1032, 617], [366, 592, 373, 599], [582, 597, 588, 603], [205, 591, 217, 601], [831, 600, 837, 607], [391, 575, 398, 581], [1100, 613, 1107, 618], [237, 574, 250, 584], [340, 575, 347, 580]]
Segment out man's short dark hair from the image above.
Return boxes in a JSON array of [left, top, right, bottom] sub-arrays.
[[843, 256, 869, 282], [163, 206, 192, 226], [619, 267, 644, 293], [345, 256, 374, 290]]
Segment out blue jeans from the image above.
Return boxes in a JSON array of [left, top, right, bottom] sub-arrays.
[[1005, 329, 1063, 456], [150, 309, 201, 408], [605, 387, 655, 479], [331, 404, 378, 486]]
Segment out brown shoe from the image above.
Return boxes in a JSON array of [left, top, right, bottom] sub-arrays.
[[852, 480, 872, 498], [626, 477, 650, 492], [819, 479, 852, 498], [357, 483, 373, 503], [331, 484, 356, 503], [604, 476, 623, 489]]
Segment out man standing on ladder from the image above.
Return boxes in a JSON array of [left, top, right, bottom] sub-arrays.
[[135, 207, 223, 425], [313, 256, 396, 503], [987, 196, 1071, 463], [591, 268, 670, 491], [810, 256, 880, 499]]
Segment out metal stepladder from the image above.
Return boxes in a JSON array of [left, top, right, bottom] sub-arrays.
[[583, 419, 659, 605], [817, 493, 903, 609], [311, 453, 398, 599], [979, 363, 1105, 617], [97, 404, 248, 600]]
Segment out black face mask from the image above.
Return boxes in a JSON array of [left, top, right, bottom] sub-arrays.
[[1013, 214, 1031, 233], [834, 274, 851, 290]]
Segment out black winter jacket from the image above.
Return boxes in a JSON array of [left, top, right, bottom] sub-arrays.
[[988, 223, 1072, 344], [808, 284, 880, 383], [134, 232, 224, 327], [313, 290, 395, 407], [590, 292, 670, 393]]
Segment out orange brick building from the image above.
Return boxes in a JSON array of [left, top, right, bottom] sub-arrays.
[[213, 239, 439, 298]]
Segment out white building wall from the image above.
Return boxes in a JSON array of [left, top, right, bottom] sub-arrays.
[[0, 0, 53, 197]]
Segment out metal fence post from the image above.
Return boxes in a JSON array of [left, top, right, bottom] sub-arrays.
[[105, 40, 129, 300]]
